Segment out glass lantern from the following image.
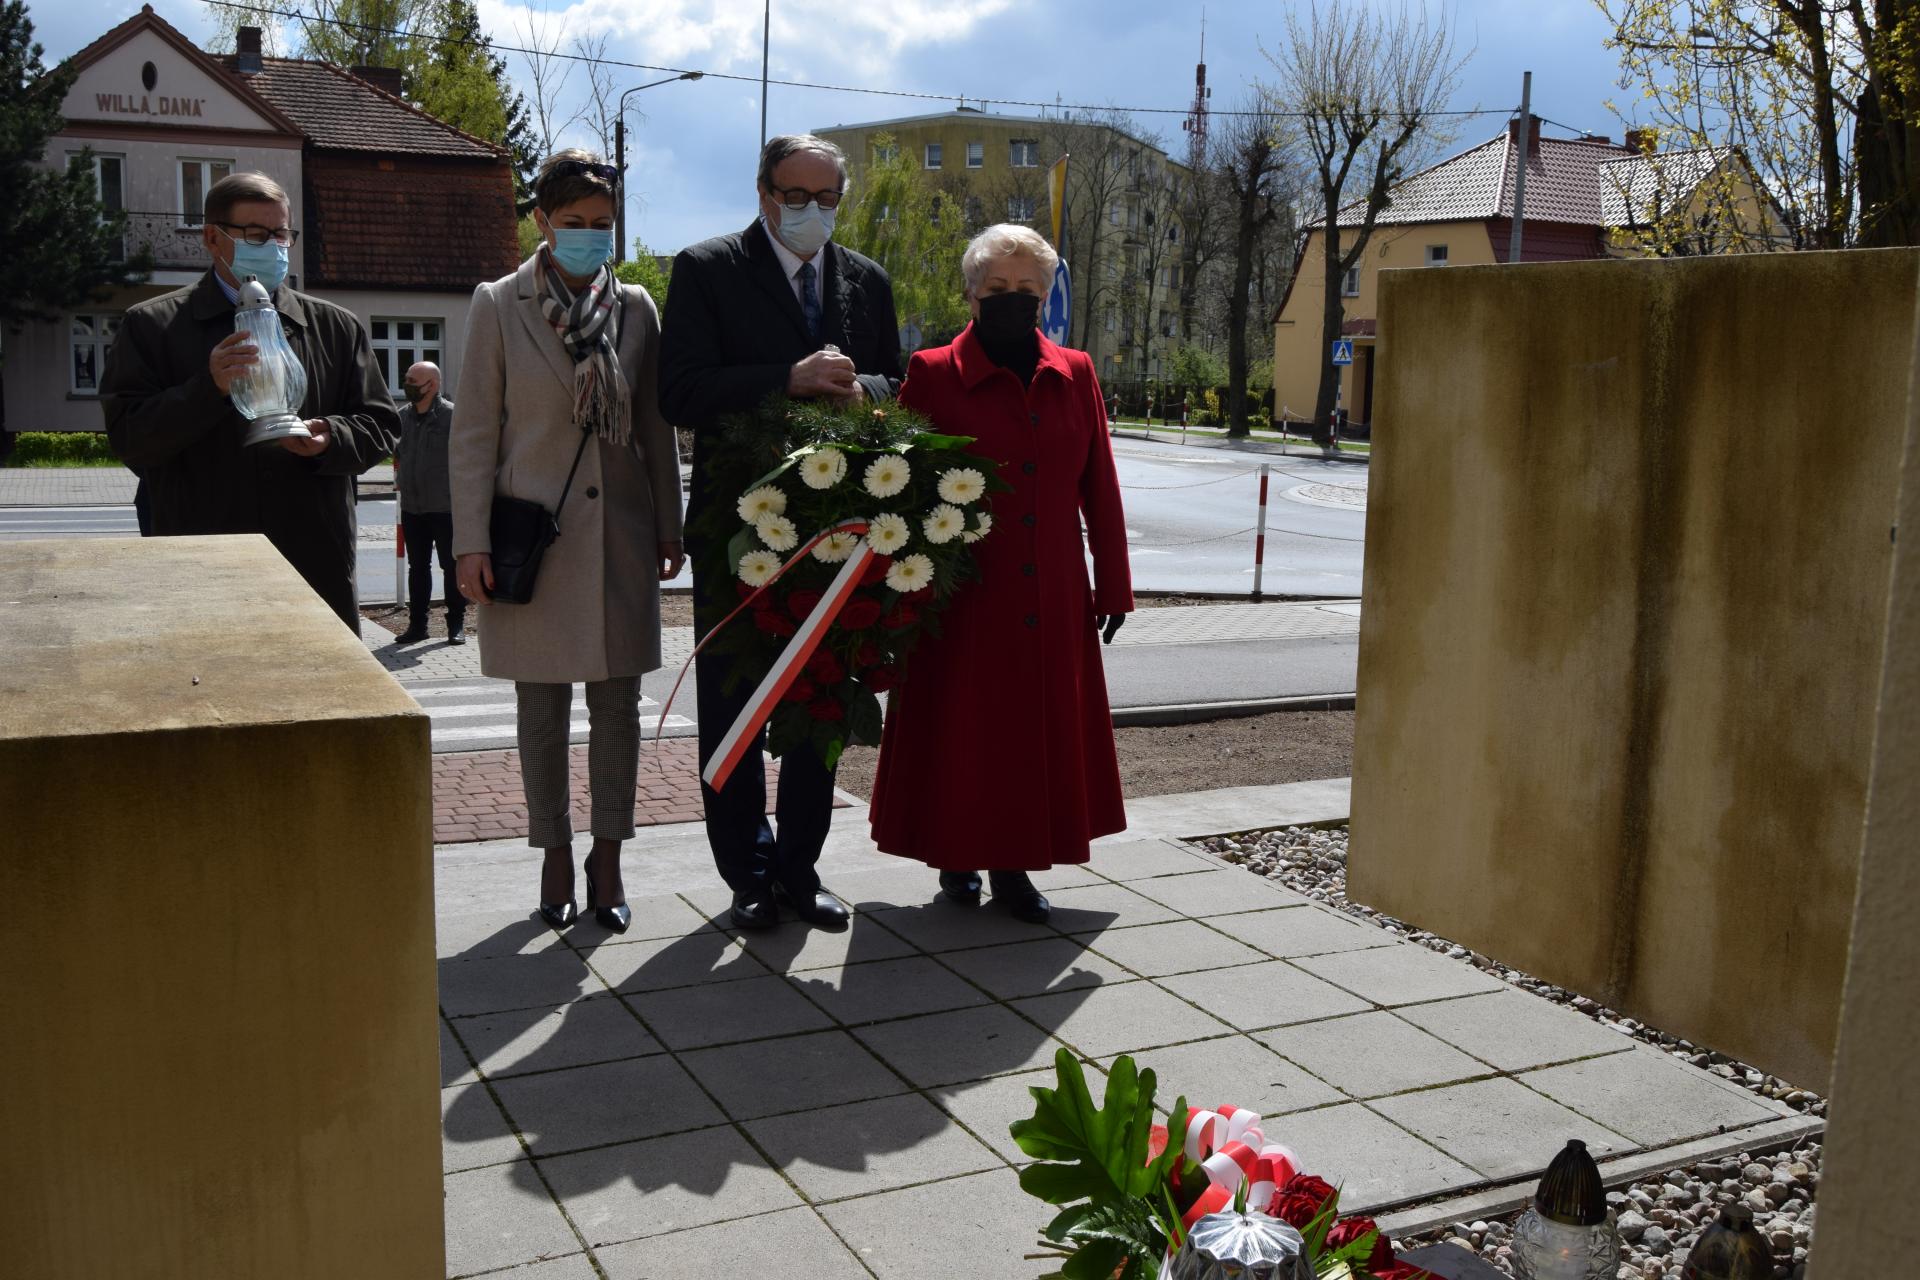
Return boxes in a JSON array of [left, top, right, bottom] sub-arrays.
[[1514, 1140, 1619, 1280], [229, 277, 312, 447]]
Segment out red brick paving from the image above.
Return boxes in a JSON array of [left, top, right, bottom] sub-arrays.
[[431, 739, 848, 845]]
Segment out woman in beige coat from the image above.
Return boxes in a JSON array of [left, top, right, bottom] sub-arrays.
[[451, 151, 685, 934]]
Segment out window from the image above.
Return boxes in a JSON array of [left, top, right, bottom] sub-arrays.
[[70, 313, 121, 395], [1426, 244, 1450, 266], [1160, 311, 1178, 338], [1108, 203, 1120, 226], [873, 143, 899, 164], [1007, 194, 1037, 222], [1168, 223, 1180, 244], [1009, 138, 1039, 168], [369, 317, 444, 396], [924, 142, 942, 169], [964, 195, 985, 225], [70, 152, 125, 217], [1104, 309, 1117, 334], [965, 141, 983, 169], [178, 158, 234, 226], [1341, 265, 1361, 297]]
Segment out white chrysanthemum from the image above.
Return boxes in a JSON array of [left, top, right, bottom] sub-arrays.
[[800, 448, 848, 490], [885, 554, 935, 594], [863, 454, 910, 499], [961, 511, 994, 545], [922, 503, 965, 545], [755, 513, 799, 553], [812, 531, 860, 563], [938, 468, 987, 505], [737, 549, 781, 587], [865, 512, 911, 555], [736, 485, 787, 523]]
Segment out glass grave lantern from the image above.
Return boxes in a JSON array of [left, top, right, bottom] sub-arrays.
[[230, 277, 312, 447]]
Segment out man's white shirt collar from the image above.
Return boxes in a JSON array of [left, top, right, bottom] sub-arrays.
[[762, 215, 824, 297]]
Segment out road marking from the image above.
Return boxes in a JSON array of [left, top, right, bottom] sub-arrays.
[[430, 714, 691, 744]]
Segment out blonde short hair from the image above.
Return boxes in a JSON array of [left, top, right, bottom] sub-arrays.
[[961, 223, 1060, 294]]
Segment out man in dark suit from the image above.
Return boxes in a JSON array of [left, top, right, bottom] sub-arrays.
[[660, 134, 902, 932]]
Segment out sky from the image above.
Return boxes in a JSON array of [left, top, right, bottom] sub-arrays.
[[35, 0, 1640, 254]]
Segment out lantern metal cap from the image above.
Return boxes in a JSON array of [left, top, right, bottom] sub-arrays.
[[236, 276, 273, 309], [1534, 1138, 1607, 1226]]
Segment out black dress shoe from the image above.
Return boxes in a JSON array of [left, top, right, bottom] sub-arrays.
[[939, 871, 983, 904], [990, 872, 1051, 924], [773, 882, 851, 929], [395, 625, 429, 645], [537, 900, 577, 929], [447, 624, 467, 646], [585, 867, 630, 934], [729, 891, 778, 931]]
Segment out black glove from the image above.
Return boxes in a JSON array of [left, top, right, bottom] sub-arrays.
[[1093, 613, 1125, 644]]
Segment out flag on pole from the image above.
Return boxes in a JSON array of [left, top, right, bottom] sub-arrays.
[[1042, 154, 1072, 345]]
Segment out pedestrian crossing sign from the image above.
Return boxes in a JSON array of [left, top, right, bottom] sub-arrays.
[[1331, 339, 1354, 366]]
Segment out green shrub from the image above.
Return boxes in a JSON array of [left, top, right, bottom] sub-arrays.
[[6, 431, 121, 466]]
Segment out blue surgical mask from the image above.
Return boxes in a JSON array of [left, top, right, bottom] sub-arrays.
[[548, 228, 614, 277], [230, 237, 289, 292], [773, 202, 836, 257]]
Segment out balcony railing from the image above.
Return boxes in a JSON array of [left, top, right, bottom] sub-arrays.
[[114, 212, 214, 271]]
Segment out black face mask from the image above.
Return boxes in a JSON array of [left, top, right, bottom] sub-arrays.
[[975, 290, 1042, 345], [403, 382, 428, 403]]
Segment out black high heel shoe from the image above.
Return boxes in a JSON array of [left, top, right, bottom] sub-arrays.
[[585, 850, 631, 934], [537, 898, 577, 929]]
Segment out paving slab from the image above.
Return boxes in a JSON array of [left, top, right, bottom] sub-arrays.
[[1368, 1078, 1635, 1180], [439, 950, 603, 1018], [442, 1019, 478, 1087], [536, 1126, 803, 1249], [1290, 944, 1510, 1007], [788, 954, 993, 1025], [679, 1029, 909, 1122], [1223, 904, 1403, 958], [624, 973, 836, 1050], [1079, 918, 1271, 978], [853, 1004, 1071, 1088], [1396, 988, 1638, 1072], [442, 1160, 580, 1278], [730, 914, 921, 973], [1083, 837, 1224, 882], [1258, 1011, 1492, 1100], [930, 1067, 1069, 1166], [447, 995, 662, 1081], [866, 898, 1059, 953], [820, 1167, 1054, 1280], [1264, 1103, 1481, 1212], [1107, 1034, 1348, 1117], [442, 1082, 527, 1173], [503, 1255, 600, 1279], [1121, 778, 1350, 839], [936, 936, 1136, 1000], [489, 1055, 725, 1157], [1157, 959, 1373, 1031], [745, 1092, 1003, 1201], [434, 908, 573, 960], [1013, 980, 1235, 1059], [586, 929, 766, 994], [1041, 881, 1187, 933], [593, 1206, 868, 1279], [1128, 867, 1316, 918], [1519, 1044, 1793, 1147]]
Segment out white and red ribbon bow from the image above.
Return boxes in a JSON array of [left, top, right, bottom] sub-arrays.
[[1176, 1103, 1301, 1233]]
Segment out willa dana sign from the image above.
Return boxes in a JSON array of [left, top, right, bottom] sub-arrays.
[[93, 92, 209, 118]]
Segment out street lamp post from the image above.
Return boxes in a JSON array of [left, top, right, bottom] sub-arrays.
[[614, 71, 703, 263]]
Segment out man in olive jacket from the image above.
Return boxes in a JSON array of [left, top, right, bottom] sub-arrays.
[[101, 172, 398, 630]]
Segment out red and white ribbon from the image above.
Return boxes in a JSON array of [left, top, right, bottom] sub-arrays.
[[1157, 1102, 1301, 1276], [654, 518, 874, 793]]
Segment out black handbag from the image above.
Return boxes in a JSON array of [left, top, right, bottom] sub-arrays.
[[485, 427, 592, 605]]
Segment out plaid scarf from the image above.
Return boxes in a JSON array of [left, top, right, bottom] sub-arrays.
[[535, 246, 630, 447]]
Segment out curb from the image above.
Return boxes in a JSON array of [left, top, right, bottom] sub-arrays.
[[1111, 693, 1355, 727]]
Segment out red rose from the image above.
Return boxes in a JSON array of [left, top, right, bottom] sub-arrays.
[[1326, 1217, 1392, 1274], [903, 586, 935, 603], [838, 596, 884, 631], [788, 589, 824, 621], [860, 556, 892, 585], [807, 648, 845, 684], [781, 676, 817, 704], [736, 581, 759, 601], [855, 642, 883, 668], [754, 609, 797, 637], [1267, 1174, 1336, 1230], [882, 602, 919, 630], [864, 665, 901, 692], [807, 696, 845, 722]]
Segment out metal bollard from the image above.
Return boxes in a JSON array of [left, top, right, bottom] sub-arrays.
[[1252, 463, 1270, 601]]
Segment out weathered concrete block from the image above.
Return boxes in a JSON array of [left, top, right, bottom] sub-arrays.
[[0, 535, 439, 1279], [1352, 249, 1918, 1090]]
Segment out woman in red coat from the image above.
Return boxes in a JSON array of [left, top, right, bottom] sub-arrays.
[[869, 224, 1133, 923]]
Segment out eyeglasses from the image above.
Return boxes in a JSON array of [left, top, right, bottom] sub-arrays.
[[545, 159, 621, 187], [216, 222, 299, 246], [766, 184, 844, 211]]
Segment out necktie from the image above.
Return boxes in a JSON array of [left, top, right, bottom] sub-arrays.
[[797, 261, 822, 341]]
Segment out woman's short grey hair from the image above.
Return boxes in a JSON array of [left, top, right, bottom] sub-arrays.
[[961, 224, 1060, 294], [757, 134, 849, 190]]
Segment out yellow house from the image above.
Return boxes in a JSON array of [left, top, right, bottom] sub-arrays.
[[1272, 118, 1784, 429]]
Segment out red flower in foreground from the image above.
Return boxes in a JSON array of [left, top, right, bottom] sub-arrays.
[[754, 609, 797, 637], [1326, 1216, 1393, 1274], [882, 602, 919, 630], [838, 596, 884, 631], [854, 642, 883, 668], [808, 648, 845, 684], [863, 665, 902, 693], [860, 556, 892, 586], [781, 676, 817, 705], [736, 581, 758, 601], [807, 697, 845, 723], [787, 589, 824, 621], [1267, 1173, 1336, 1230], [903, 586, 935, 603]]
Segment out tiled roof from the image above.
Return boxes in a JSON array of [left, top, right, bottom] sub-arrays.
[[1337, 127, 1639, 229], [242, 59, 502, 159], [1597, 147, 1732, 226], [303, 152, 519, 291]]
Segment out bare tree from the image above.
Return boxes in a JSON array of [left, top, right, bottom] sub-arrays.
[[1211, 103, 1291, 436], [1039, 110, 1150, 354], [1266, 1, 1467, 446], [516, 11, 578, 156], [574, 32, 617, 159]]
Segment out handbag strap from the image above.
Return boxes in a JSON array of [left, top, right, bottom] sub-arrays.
[[551, 285, 631, 534]]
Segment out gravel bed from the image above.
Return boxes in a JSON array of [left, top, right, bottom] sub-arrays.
[[1198, 825, 1828, 1116], [1397, 1142, 1820, 1279]]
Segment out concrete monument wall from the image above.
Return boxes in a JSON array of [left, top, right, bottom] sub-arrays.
[[0, 536, 440, 1279], [1348, 249, 1916, 1090]]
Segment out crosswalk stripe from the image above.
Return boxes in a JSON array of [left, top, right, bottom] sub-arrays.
[[429, 714, 692, 744]]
